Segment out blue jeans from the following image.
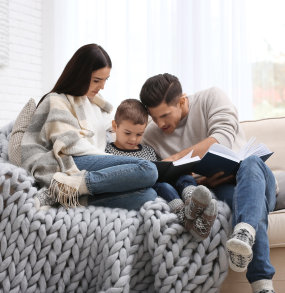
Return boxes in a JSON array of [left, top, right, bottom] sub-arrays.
[[73, 155, 158, 210], [153, 175, 197, 202], [213, 156, 276, 283]]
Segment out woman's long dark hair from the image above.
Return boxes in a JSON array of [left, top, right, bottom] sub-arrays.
[[38, 44, 112, 106]]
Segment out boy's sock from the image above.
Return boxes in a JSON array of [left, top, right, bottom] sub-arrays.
[[182, 185, 212, 220], [181, 185, 196, 202], [168, 199, 195, 233], [189, 198, 218, 241], [226, 222, 256, 272], [251, 279, 275, 293], [168, 198, 186, 225]]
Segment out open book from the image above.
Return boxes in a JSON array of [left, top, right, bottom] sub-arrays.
[[153, 137, 273, 182], [153, 151, 200, 182]]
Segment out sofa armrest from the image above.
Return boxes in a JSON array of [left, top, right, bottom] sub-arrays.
[[268, 209, 285, 248]]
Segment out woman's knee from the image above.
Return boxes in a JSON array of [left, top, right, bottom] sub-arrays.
[[138, 160, 158, 186]]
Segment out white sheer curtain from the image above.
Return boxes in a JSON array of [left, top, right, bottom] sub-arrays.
[[44, 0, 252, 119], [0, 0, 9, 67], [177, 0, 252, 120]]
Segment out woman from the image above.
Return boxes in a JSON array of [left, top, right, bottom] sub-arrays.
[[21, 44, 158, 210]]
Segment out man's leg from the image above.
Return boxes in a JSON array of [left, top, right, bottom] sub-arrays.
[[227, 156, 276, 292]]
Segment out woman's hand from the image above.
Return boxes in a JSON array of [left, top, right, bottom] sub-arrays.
[[196, 172, 235, 188]]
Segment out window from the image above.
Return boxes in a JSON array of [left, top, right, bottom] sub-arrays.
[[247, 0, 285, 119]]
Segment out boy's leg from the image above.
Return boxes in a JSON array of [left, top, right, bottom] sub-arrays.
[[154, 181, 212, 240], [175, 175, 212, 220], [175, 175, 218, 240], [153, 182, 186, 225], [175, 174, 197, 191], [188, 198, 218, 241], [175, 175, 212, 219], [212, 183, 235, 210]]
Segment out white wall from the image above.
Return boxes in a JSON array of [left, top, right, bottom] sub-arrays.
[[0, 0, 42, 127]]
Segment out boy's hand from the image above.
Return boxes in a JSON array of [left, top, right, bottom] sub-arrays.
[[162, 152, 188, 161], [196, 172, 235, 188]]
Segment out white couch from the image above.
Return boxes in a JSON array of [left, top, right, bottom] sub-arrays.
[[1, 111, 284, 292]]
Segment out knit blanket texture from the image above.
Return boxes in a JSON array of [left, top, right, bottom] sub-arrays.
[[0, 122, 232, 293]]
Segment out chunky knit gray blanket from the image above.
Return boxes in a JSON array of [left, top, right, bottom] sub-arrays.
[[0, 122, 232, 293]]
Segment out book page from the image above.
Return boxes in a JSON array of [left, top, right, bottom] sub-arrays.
[[238, 137, 272, 160], [208, 149, 240, 162], [173, 150, 201, 166], [207, 143, 240, 161], [237, 137, 256, 159]]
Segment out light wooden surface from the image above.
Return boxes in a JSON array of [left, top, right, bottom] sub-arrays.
[[221, 247, 285, 293]]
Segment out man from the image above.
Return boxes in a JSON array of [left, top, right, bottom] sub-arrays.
[[140, 73, 276, 293]]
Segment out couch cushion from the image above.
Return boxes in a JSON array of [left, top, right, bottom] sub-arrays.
[[8, 98, 36, 166], [268, 209, 285, 248], [274, 171, 285, 210], [241, 117, 285, 172]]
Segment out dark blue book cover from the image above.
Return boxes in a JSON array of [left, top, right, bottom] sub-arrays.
[[192, 150, 273, 177], [152, 160, 199, 182], [153, 145, 273, 181]]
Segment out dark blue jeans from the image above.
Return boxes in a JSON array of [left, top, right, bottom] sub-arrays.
[[213, 156, 276, 283], [153, 174, 197, 202], [73, 155, 158, 210]]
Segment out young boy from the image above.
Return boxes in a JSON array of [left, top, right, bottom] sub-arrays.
[[105, 99, 217, 241]]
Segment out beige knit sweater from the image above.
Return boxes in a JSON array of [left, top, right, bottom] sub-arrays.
[[142, 87, 247, 159]]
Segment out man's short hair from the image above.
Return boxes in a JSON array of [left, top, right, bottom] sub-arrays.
[[140, 73, 183, 108], [114, 99, 148, 125]]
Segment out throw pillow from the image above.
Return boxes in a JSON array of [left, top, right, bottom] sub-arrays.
[[8, 98, 36, 166], [241, 117, 285, 172], [274, 171, 285, 211]]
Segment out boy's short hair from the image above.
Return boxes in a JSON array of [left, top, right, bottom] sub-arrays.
[[140, 73, 182, 108], [115, 99, 148, 125]]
